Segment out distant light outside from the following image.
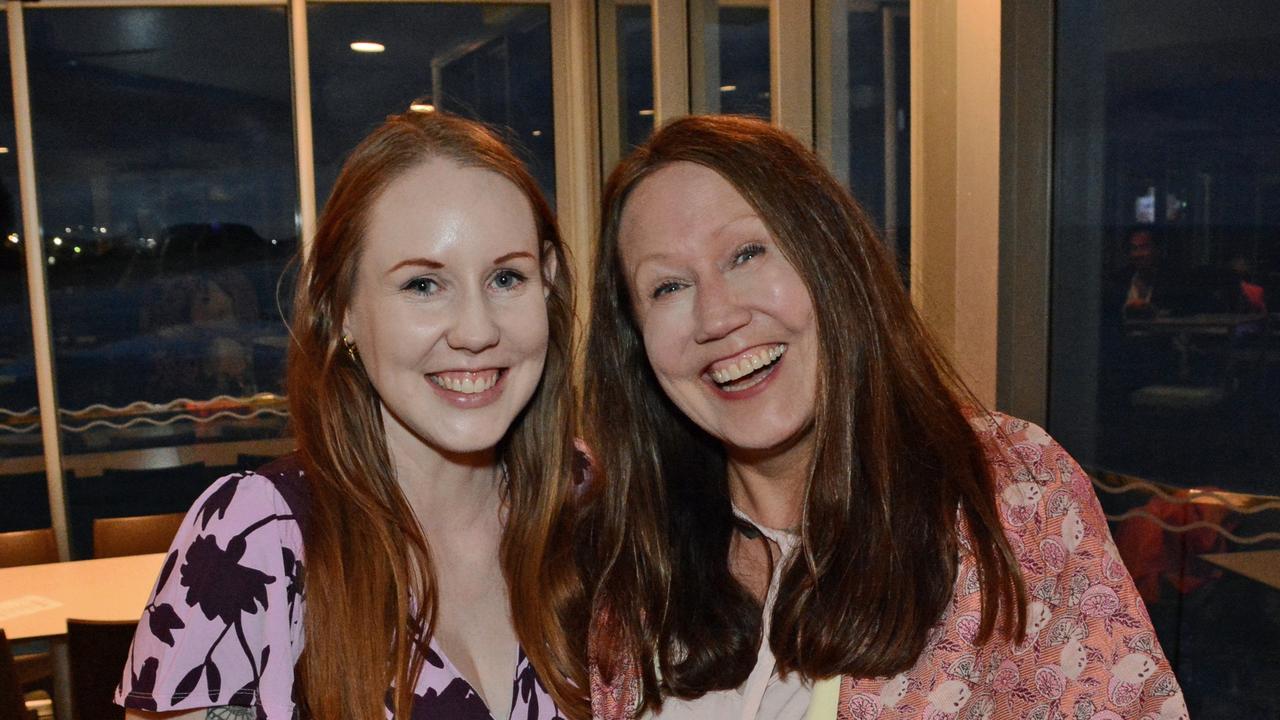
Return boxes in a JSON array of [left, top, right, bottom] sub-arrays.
[[638, 108, 655, 116], [409, 103, 436, 113], [350, 41, 385, 53], [719, 84, 737, 92]]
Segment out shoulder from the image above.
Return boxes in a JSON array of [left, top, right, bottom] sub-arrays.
[[840, 412, 1185, 717], [187, 454, 309, 541], [964, 411, 1096, 532]]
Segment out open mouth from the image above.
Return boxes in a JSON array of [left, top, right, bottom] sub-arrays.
[[708, 344, 786, 393], [427, 368, 504, 395]]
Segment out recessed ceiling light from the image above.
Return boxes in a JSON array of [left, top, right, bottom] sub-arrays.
[[350, 41, 385, 53], [409, 103, 436, 113]]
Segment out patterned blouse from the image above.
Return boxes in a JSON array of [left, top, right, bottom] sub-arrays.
[[590, 413, 1188, 720], [114, 457, 563, 720]]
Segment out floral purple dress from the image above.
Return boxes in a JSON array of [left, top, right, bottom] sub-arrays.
[[114, 456, 563, 720]]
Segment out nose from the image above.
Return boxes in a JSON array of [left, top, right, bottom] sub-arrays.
[[692, 274, 751, 344], [445, 288, 500, 353]]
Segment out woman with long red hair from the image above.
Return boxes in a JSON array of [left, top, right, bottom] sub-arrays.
[[582, 115, 1184, 719], [116, 109, 587, 719]]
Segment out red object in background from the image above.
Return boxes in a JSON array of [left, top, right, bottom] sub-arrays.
[[1113, 490, 1236, 606]]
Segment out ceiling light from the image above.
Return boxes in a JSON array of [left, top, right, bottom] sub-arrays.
[[0, 147, 9, 154], [638, 109, 655, 116], [350, 41, 385, 53], [410, 103, 436, 113], [531, 130, 542, 137], [719, 84, 737, 92]]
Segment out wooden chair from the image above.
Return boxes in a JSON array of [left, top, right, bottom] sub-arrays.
[[92, 513, 184, 559], [0, 630, 37, 720], [0, 529, 58, 569], [0, 530, 57, 711], [66, 620, 136, 720]]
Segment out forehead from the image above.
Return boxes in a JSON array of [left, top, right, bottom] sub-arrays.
[[618, 162, 757, 258], [364, 157, 537, 262]]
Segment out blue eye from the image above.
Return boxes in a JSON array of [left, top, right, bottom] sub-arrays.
[[651, 280, 684, 299], [732, 243, 766, 266], [492, 269, 527, 290], [402, 277, 439, 295]]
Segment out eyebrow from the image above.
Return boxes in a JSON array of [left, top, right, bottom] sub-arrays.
[[387, 257, 443, 274], [386, 252, 537, 275], [492, 251, 537, 265]]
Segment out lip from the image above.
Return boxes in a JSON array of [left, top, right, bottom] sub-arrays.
[[426, 368, 507, 408], [703, 350, 784, 401]]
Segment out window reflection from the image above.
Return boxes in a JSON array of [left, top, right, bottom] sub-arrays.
[[1051, 2, 1280, 716], [819, 0, 910, 273], [27, 7, 296, 556], [0, 19, 52, 536], [691, 1, 769, 119], [600, 0, 654, 164], [308, 4, 555, 205]]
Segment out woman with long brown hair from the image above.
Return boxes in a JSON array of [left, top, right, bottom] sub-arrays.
[[115, 109, 588, 719], [583, 115, 1184, 719]]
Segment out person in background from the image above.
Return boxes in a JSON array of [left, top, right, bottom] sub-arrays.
[[115, 110, 588, 719], [582, 115, 1185, 720]]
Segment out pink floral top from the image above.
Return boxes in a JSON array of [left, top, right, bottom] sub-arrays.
[[590, 413, 1187, 720]]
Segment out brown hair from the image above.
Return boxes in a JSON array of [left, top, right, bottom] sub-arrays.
[[583, 115, 1025, 710], [287, 110, 587, 719]]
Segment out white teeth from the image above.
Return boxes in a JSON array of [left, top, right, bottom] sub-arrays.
[[429, 372, 499, 394], [710, 344, 786, 384]]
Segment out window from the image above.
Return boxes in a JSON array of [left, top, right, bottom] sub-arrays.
[[1050, 2, 1280, 716], [308, 3, 556, 205], [0, 16, 50, 535], [27, 6, 297, 556]]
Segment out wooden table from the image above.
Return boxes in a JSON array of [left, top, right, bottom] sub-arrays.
[[1201, 549, 1280, 592], [1125, 312, 1267, 381], [0, 553, 165, 720]]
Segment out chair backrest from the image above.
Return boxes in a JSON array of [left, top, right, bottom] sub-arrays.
[[92, 513, 185, 559], [0, 528, 58, 569], [66, 620, 136, 720], [0, 629, 33, 720]]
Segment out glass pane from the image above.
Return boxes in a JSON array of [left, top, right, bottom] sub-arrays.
[[1051, 2, 1280, 716], [691, 1, 770, 118], [27, 7, 297, 557], [819, 0, 910, 275], [308, 3, 556, 206], [600, 0, 654, 165], [0, 19, 52, 536]]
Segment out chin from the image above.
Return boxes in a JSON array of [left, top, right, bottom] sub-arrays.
[[720, 417, 813, 455]]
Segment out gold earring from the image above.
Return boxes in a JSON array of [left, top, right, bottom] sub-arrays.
[[342, 334, 358, 363]]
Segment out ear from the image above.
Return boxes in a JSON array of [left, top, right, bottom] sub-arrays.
[[541, 246, 559, 299], [341, 310, 354, 342]]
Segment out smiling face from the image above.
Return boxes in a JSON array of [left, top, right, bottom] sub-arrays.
[[618, 161, 818, 457], [343, 157, 550, 459]]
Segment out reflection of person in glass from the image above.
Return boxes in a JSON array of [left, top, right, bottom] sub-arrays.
[[117, 111, 586, 719], [583, 117, 1185, 719], [1119, 228, 1164, 318]]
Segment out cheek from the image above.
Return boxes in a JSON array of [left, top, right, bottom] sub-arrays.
[[640, 313, 695, 379], [503, 298, 552, 360]]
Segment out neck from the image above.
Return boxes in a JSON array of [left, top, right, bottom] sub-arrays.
[[725, 425, 814, 531], [380, 406, 502, 535]]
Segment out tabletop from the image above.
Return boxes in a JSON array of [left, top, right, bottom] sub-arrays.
[[1201, 549, 1280, 592], [0, 552, 164, 640]]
